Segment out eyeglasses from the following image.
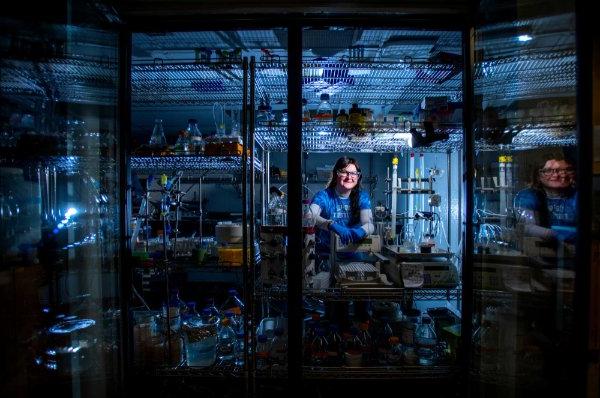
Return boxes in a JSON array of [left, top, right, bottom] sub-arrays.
[[337, 170, 361, 178], [539, 168, 575, 176]]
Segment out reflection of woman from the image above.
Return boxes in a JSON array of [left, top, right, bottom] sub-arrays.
[[310, 156, 374, 256], [514, 154, 577, 242]]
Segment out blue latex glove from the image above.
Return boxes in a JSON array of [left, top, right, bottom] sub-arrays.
[[329, 222, 353, 245], [349, 227, 367, 243], [551, 226, 576, 243]]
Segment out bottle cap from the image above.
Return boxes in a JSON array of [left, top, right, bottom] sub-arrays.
[[257, 334, 268, 343], [274, 327, 284, 336], [188, 118, 197, 123], [320, 93, 330, 101]]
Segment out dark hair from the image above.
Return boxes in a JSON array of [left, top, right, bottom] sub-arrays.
[[529, 151, 575, 190], [326, 156, 362, 224]]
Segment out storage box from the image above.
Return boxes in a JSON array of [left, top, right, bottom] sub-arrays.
[[473, 263, 533, 292], [218, 246, 247, 266], [383, 260, 458, 288]]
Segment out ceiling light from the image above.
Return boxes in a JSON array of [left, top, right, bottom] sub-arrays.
[[517, 34, 533, 42]]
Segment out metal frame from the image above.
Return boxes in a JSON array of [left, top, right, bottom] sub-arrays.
[[574, 0, 593, 395]]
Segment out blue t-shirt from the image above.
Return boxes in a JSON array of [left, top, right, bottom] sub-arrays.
[[514, 187, 577, 240], [311, 188, 371, 254]]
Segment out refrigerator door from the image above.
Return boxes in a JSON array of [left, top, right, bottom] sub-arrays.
[[0, 3, 122, 397], [470, 2, 579, 396]]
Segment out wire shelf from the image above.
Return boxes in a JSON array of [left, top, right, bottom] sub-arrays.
[[1, 57, 118, 105], [130, 155, 262, 174], [138, 362, 243, 378], [0, 155, 117, 174], [474, 51, 576, 100], [257, 286, 461, 301], [255, 124, 463, 153], [303, 365, 458, 380]]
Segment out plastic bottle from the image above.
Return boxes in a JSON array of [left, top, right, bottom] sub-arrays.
[[310, 327, 329, 365], [182, 309, 217, 367], [326, 324, 343, 366], [185, 118, 203, 154], [149, 118, 167, 147], [343, 328, 364, 367], [234, 331, 245, 367], [315, 93, 333, 125], [270, 327, 287, 365], [204, 297, 220, 324], [220, 289, 244, 330], [358, 322, 373, 364], [388, 336, 402, 365], [162, 289, 186, 331], [255, 334, 271, 370], [217, 317, 237, 362], [280, 109, 288, 125]]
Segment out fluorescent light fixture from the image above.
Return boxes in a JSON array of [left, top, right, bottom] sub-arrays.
[[348, 68, 371, 76], [304, 67, 324, 77], [517, 34, 533, 42]]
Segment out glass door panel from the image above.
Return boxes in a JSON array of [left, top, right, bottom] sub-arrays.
[[128, 29, 288, 393], [300, 27, 464, 389], [471, 2, 578, 396], [0, 4, 121, 397]]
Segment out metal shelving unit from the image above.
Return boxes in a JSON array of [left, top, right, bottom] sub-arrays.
[[130, 155, 262, 174], [257, 124, 463, 153], [303, 365, 458, 380], [256, 286, 461, 302], [1, 56, 118, 105]]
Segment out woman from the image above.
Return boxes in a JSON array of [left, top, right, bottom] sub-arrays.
[[310, 156, 374, 257], [514, 153, 577, 243]]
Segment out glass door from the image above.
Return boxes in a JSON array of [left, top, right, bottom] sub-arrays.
[[0, 3, 122, 397], [470, 1, 579, 396], [299, 27, 464, 394], [127, 28, 288, 395]]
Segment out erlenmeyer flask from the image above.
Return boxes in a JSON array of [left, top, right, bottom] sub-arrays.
[[213, 103, 225, 137]]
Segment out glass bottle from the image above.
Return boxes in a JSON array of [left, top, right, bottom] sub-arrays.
[[302, 98, 311, 122], [213, 103, 226, 137], [302, 199, 315, 230], [149, 118, 167, 147], [348, 103, 363, 128], [415, 316, 437, 366], [186, 118, 204, 154], [315, 93, 333, 125], [217, 317, 237, 363], [336, 109, 349, 128], [174, 130, 191, 154]]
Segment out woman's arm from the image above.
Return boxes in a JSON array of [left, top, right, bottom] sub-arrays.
[[310, 203, 332, 230], [359, 208, 375, 235]]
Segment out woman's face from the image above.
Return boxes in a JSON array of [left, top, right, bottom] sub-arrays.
[[539, 159, 575, 190], [336, 163, 360, 191]]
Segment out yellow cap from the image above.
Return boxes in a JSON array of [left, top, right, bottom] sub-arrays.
[[392, 156, 398, 165], [160, 174, 168, 186]]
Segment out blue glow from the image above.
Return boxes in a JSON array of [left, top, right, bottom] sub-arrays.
[[65, 207, 78, 218], [518, 34, 532, 42]]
